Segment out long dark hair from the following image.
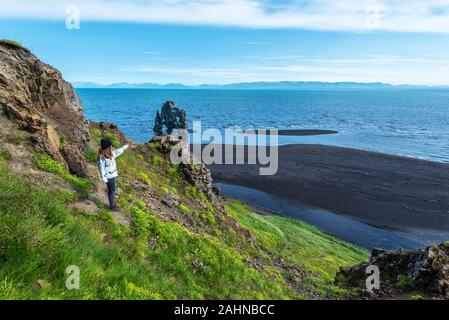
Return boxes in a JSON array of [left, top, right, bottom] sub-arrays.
[[99, 146, 113, 160]]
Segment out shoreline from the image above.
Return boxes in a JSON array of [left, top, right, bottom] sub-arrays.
[[203, 143, 449, 244], [215, 181, 424, 250]]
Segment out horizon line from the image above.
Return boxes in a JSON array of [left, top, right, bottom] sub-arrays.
[[72, 80, 449, 89]]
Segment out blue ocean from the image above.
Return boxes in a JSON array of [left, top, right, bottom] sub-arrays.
[[77, 88, 449, 163]]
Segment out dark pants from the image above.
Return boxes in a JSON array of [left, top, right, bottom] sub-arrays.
[[107, 178, 116, 208]]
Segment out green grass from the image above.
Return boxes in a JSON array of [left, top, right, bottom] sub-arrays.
[[179, 204, 192, 214], [185, 185, 208, 202], [151, 155, 164, 166], [396, 277, 411, 290], [85, 148, 98, 163], [0, 39, 25, 49], [161, 186, 169, 194], [148, 142, 162, 152], [0, 149, 13, 161], [0, 158, 170, 299], [55, 189, 77, 204], [89, 128, 102, 143], [102, 132, 120, 148], [35, 153, 91, 199], [0, 158, 294, 299], [120, 200, 292, 299], [89, 128, 120, 148], [59, 134, 68, 146], [116, 148, 151, 179], [0, 144, 368, 300], [225, 200, 369, 297]]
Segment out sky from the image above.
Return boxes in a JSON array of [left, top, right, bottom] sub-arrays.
[[1, 0, 449, 85]]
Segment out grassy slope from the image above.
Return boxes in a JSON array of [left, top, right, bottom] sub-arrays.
[[226, 201, 369, 296], [0, 157, 280, 299], [0, 131, 368, 299]]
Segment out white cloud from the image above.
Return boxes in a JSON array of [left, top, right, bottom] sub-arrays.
[[120, 66, 258, 78], [2, 0, 449, 33]]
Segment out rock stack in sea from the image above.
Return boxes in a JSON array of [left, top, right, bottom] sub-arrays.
[[153, 101, 188, 135]]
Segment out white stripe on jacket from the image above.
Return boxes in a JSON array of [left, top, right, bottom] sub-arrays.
[[98, 144, 129, 183]]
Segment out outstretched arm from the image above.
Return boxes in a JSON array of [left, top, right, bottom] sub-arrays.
[[113, 144, 129, 159]]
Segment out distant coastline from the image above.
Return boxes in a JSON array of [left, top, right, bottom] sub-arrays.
[[73, 80, 447, 90]]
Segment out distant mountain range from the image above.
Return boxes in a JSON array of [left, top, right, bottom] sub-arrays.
[[73, 82, 189, 89], [72, 81, 441, 90]]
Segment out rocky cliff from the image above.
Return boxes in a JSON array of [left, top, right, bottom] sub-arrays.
[[0, 41, 89, 176]]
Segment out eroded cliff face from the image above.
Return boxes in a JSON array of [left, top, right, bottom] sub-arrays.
[[0, 42, 89, 176]]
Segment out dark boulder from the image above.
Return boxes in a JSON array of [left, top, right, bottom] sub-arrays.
[[336, 241, 449, 298]]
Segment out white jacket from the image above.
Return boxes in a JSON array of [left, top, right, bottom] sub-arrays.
[[98, 145, 129, 183]]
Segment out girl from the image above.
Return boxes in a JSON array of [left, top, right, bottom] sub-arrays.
[[98, 138, 129, 210]]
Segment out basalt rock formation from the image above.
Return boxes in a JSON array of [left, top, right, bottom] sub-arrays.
[[337, 241, 449, 298], [153, 100, 187, 135], [153, 110, 163, 134], [0, 41, 89, 176], [150, 134, 222, 210]]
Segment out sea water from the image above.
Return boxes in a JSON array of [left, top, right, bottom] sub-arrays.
[[78, 88, 449, 163]]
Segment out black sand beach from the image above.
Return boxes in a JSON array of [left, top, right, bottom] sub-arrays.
[[205, 144, 449, 241]]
